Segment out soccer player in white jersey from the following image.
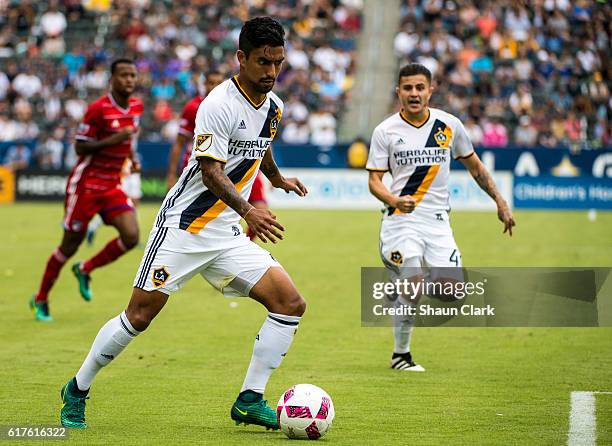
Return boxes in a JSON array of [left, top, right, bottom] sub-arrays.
[[367, 63, 515, 372], [59, 17, 308, 431]]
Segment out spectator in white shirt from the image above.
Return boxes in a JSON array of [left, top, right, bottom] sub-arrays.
[[12, 68, 42, 99], [308, 106, 337, 147], [286, 39, 309, 71], [284, 94, 309, 122], [282, 120, 310, 144], [40, 1, 67, 37]]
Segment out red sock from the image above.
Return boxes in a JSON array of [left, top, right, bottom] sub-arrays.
[[81, 238, 127, 274], [36, 248, 68, 302]]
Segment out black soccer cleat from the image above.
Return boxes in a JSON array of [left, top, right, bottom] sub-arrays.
[[390, 352, 425, 372]]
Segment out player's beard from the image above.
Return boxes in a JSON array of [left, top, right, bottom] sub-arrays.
[[256, 78, 275, 93]]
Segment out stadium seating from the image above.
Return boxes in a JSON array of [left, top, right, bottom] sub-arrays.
[[395, 0, 610, 150], [0, 0, 363, 170]]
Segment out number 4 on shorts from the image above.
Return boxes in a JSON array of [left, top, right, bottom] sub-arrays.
[[449, 249, 460, 266]]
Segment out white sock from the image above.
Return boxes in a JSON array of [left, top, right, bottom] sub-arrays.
[[240, 312, 301, 394], [393, 297, 414, 354], [75, 311, 140, 391]]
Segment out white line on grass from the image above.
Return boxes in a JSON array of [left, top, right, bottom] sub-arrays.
[[568, 391, 612, 446]]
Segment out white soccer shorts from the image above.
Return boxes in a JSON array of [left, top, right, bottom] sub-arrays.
[[379, 208, 463, 274], [133, 226, 280, 297]]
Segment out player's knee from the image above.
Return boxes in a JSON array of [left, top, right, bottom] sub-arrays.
[[125, 299, 156, 331], [284, 294, 306, 317], [124, 306, 153, 332], [121, 231, 139, 250], [59, 241, 80, 258]]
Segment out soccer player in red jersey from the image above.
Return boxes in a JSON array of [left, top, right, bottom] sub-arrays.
[[165, 70, 224, 190], [30, 59, 143, 321]]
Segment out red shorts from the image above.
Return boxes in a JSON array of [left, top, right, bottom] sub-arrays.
[[63, 187, 134, 232], [249, 172, 267, 204]]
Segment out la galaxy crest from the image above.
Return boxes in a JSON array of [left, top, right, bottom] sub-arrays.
[[195, 133, 213, 152], [433, 126, 452, 148], [390, 251, 403, 265], [269, 108, 282, 139], [152, 267, 170, 288]]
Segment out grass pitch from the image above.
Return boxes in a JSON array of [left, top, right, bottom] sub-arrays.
[[1, 203, 611, 445]]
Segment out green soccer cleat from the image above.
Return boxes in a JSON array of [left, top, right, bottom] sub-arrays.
[[231, 391, 279, 430], [71, 263, 92, 301], [60, 378, 89, 429], [29, 296, 53, 322]]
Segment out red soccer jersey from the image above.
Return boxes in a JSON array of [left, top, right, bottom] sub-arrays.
[[178, 95, 203, 171], [69, 94, 143, 194]]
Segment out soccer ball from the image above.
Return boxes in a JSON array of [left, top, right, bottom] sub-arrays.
[[277, 384, 335, 440]]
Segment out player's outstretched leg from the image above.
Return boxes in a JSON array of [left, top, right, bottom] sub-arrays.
[[60, 288, 168, 428], [231, 267, 306, 430], [31, 231, 85, 321]]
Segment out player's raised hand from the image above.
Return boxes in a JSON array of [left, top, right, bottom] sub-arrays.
[[271, 176, 308, 197], [497, 202, 516, 236], [243, 207, 285, 244], [393, 195, 416, 213]]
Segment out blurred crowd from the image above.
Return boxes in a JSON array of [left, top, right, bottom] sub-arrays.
[[395, 0, 611, 149], [0, 0, 362, 170]]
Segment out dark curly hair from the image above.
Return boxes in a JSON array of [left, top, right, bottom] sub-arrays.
[[239, 16, 285, 57]]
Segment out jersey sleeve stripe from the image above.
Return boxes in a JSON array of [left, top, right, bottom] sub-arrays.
[[195, 153, 227, 163], [366, 167, 388, 172], [454, 151, 475, 160], [181, 158, 260, 233]]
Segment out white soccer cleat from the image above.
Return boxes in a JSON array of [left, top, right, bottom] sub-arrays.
[[390, 352, 426, 372]]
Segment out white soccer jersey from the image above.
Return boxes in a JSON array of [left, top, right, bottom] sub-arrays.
[[366, 107, 474, 216], [154, 77, 283, 240]]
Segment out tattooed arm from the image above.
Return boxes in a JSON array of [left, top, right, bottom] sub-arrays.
[[198, 157, 285, 243], [460, 152, 516, 236], [260, 147, 308, 196]]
